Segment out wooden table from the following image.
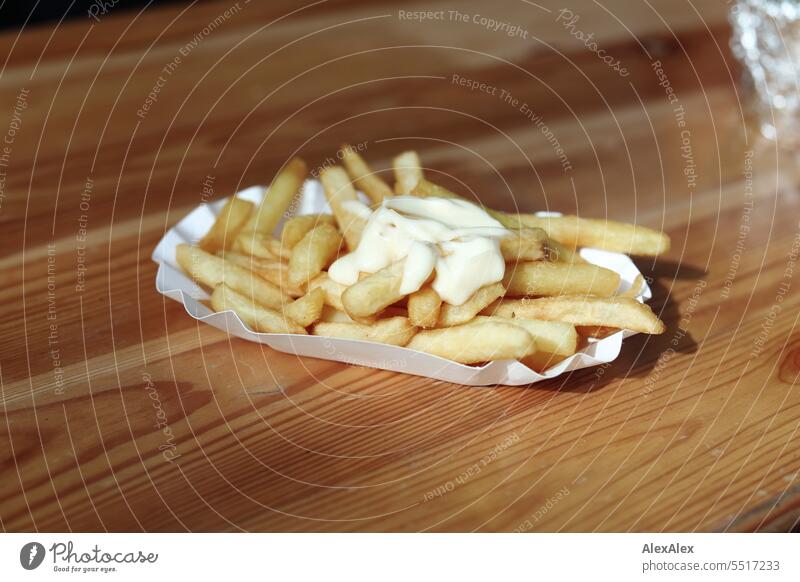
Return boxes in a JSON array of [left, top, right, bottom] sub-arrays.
[[2, 0, 799, 532]]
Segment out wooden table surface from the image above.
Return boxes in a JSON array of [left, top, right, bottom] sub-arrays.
[[2, 0, 799, 532]]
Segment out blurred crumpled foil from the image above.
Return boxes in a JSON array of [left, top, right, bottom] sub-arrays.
[[730, 0, 800, 144]]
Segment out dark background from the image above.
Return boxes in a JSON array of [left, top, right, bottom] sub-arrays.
[[0, 0, 182, 29]]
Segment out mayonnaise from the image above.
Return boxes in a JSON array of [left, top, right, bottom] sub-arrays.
[[328, 196, 509, 305]]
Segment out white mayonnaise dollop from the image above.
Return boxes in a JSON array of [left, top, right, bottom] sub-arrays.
[[327, 196, 509, 305]]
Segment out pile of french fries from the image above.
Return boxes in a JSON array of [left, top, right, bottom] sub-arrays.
[[175, 146, 668, 370]]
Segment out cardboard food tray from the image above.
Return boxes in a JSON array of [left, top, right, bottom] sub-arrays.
[[152, 181, 651, 386]]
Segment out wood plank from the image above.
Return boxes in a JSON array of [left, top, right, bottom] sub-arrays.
[[2, 0, 798, 532]]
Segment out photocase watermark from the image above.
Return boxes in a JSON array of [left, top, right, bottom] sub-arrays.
[[184, 174, 215, 277], [556, 9, 629, 77], [310, 142, 368, 179], [586, 360, 613, 389], [423, 432, 519, 502], [751, 226, 800, 359], [87, 0, 121, 22], [652, 60, 696, 195], [20, 542, 45, 570], [642, 279, 706, 396], [451, 73, 572, 173], [201, 174, 216, 204], [297, 141, 369, 217], [0, 87, 29, 211], [448, 9, 528, 39], [514, 486, 571, 531], [721, 150, 754, 300], [137, 2, 245, 119], [45, 242, 66, 395], [143, 372, 181, 463], [398, 9, 529, 39], [340, 355, 408, 370], [75, 176, 93, 294], [23, 540, 158, 574], [318, 333, 408, 370]]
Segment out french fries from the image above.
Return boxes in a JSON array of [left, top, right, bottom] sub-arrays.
[[175, 146, 668, 374], [176, 244, 290, 309], [211, 284, 306, 334], [500, 228, 548, 262], [407, 320, 535, 364], [341, 261, 405, 320], [408, 286, 442, 328], [283, 288, 325, 327], [218, 251, 303, 297], [393, 151, 423, 195], [488, 296, 665, 335], [499, 213, 670, 257], [320, 166, 366, 251], [233, 231, 291, 260], [245, 157, 307, 233], [308, 273, 347, 311], [287, 222, 342, 287], [411, 178, 460, 200], [320, 305, 353, 323], [437, 282, 505, 327], [503, 262, 621, 297], [474, 316, 578, 372], [199, 197, 254, 252], [546, 239, 587, 264], [341, 144, 393, 204], [312, 316, 416, 346], [280, 214, 337, 249]]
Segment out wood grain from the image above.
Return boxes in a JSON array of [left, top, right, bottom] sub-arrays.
[[1, 0, 799, 532]]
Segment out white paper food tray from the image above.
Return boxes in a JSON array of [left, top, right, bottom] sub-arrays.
[[152, 181, 652, 386]]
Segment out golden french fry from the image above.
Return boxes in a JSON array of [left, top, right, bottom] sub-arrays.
[[546, 239, 587, 264], [499, 213, 670, 256], [217, 251, 303, 297], [437, 282, 505, 327], [199, 197, 254, 253], [233, 231, 291, 260], [500, 228, 548, 262], [245, 157, 307, 233], [320, 305, 353, 323], [308, 273, 348, 311], [210, 284, 306, 334], [280, 214, 337, 249], [474, 315, 577, 372], [503, 262, 620, 297], [341, 261, 405, 319], [338, 209, 367, 252], [341, 144, 393, 204], [320, 166, 367, 250], [312, 316, 417, 346], [410, 178, 461, 200], [408, 286, 442, 328], [283, 288, 325, 327], [176, 244, 290, 309], [393, 150, 423, 195], [406, 320, 534, 364], [288, 223, 343, 288], [489, 296, 665, 334], [319, 165, 357, 208]]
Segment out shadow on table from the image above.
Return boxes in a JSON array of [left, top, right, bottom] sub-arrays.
[[531, 258, 704, 393]]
